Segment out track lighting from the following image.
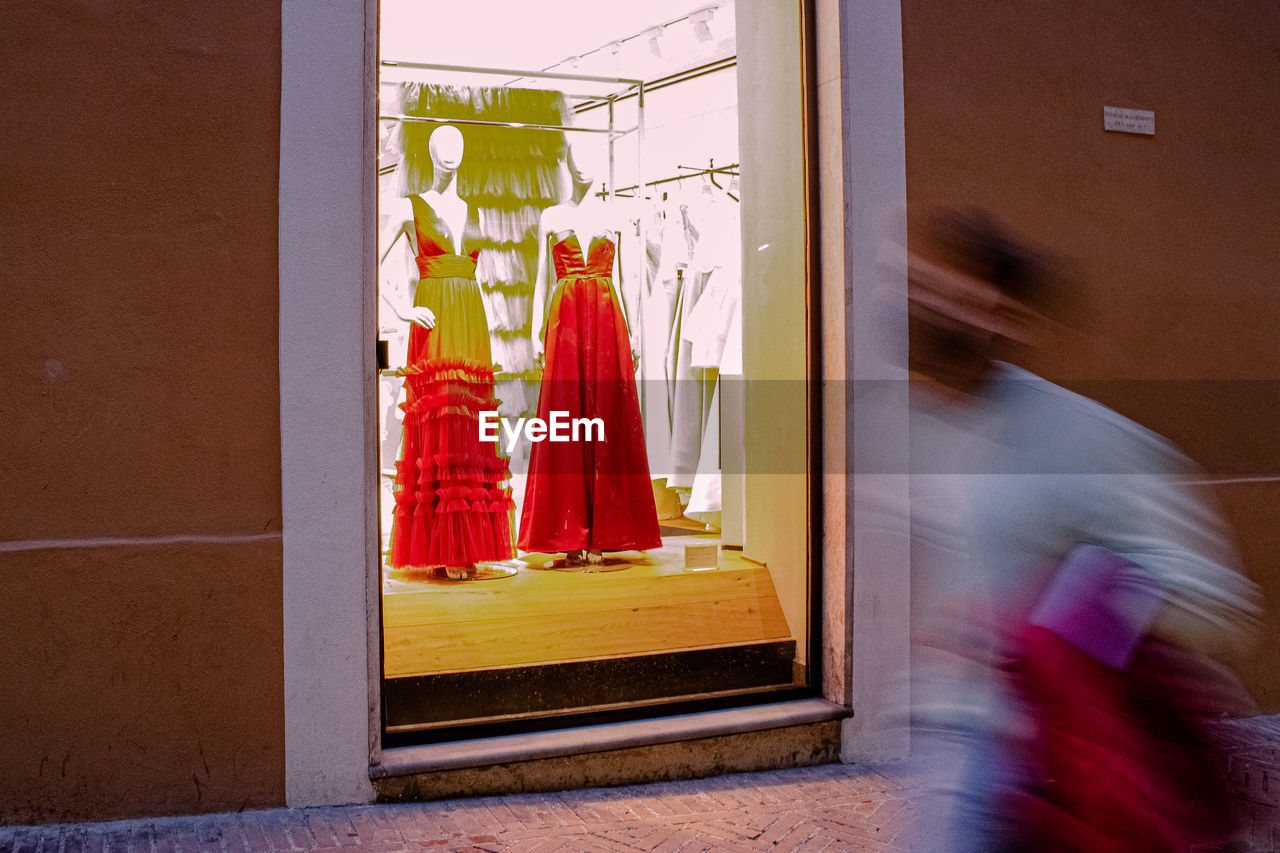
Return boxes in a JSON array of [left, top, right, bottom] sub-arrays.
[[690, 8, 714, 42], [645, 26, 663, 58]]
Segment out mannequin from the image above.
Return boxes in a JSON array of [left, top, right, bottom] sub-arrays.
[[530, 139, 634, 361], [381, 125, 468, 326], [379, 124, 516, 580], [518, 138, 661, 568]]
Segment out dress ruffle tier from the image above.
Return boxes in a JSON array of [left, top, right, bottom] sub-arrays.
[[389, 354, 514, 568]]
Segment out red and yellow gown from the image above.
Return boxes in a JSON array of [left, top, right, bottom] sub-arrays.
[[387, 195, 514, 568]]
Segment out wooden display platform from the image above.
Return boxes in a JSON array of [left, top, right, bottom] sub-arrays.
[[382, 536, 793, 678]]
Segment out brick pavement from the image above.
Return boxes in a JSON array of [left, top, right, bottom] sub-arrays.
[[2, 717, 1278, 852]]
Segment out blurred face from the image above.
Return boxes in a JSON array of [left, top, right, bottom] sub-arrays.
[[428, 125, 464, 171], [907, 250, 1041, 386]]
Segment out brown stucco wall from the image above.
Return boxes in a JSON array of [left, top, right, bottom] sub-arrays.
[[0, 1, 285, 823], [902, 0, 1280, 708]]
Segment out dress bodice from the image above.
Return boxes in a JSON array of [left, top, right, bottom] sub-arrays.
[[552, 231, 616, 280], [410, 194, 480, 279]]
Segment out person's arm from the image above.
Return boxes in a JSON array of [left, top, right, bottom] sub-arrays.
[[1019, 410, 1263, 659], [1080, 443, 1260, 658], [967, 380, 1261, 664]]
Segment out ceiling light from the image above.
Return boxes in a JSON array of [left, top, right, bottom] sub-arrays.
[[645, 26, 663, 58], [690, 8, 714, 42]]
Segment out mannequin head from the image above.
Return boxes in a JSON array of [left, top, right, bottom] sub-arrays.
[[428, 124, 464, 179], [565, 136, 605, 189]]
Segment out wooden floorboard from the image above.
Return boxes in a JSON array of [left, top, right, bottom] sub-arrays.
[[382, 536, 794, 677]]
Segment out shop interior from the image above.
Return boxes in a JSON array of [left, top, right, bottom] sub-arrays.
[[376, 0, 811, 735]]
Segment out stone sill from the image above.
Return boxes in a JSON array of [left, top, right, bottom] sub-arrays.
[[371, 698, 849, 778]]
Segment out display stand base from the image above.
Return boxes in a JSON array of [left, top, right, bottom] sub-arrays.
[[545, 556, 632, 573], [391, 563, 519, 583]]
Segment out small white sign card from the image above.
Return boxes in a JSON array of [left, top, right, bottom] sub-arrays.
[[1104, 106, 1155, 135], [684, 542, 719, 571]]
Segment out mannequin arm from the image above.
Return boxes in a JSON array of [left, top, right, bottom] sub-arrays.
[[612, 231, 639, 361], [379, 283, 432, 330], [378, 196, 435, 329], [530, 211, 553, 361], [378, 196, 414, 265]]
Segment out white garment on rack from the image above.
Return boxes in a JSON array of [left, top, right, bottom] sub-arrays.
[[720, 301, 743, 376], [655, 196, 693, 284], [684, 267, 739, 370], [641, 197, 693, 479], [666, 268, 716, 490], [683, 194, 743, 374], [686, 193, 730, 272], [685, 380, 722, 522], [643, 188, 743, 495]]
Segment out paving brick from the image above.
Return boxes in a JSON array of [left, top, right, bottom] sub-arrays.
[[347, 808, 405, 850], [10, 830, 38, 853], [228, 816, 264, 852], [496, 797, 549, 832], [99, 827, 131, 853], [59, 829, 85, 853], [376, 806, 431, 844], [525, 799, 586, 830], [215, 817, 253, 853], [480, 799, 530, 834], [529, 830, 580, 851], [79, 829, 104, 853], [631, 796, 681, 822], [644, 826, 701, 853], [123, 825, 152, 853], [581, 831, 651, 853]]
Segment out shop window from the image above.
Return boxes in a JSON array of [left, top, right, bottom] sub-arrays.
[[375, 0, 813, 740]]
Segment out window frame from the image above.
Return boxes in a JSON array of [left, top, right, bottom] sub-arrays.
[[278, 0, 911, 807]]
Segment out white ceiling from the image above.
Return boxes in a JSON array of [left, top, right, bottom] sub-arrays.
[[380, 0, 735, 90]]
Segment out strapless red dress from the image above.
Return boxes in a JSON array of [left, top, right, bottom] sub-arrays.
[[387, 196, 514, 568], [518, 232, 662, 553]]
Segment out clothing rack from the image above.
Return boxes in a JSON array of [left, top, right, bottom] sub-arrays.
[[379, 59, 647, 201], [380, 78, 615, 104], [377, 114, 632, 137], [383, 60, 643, 87], [575, 58, 736, 115], [600, 161, 740, 201]]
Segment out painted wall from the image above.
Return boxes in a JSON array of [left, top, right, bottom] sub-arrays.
[[5, 0, 1279, 827], [901, 0, 1280, 707], [0, 1, 286, 822]]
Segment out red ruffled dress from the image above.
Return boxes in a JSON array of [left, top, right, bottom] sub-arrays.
[[518, 231, 662, 553], [387, 195, 514, 568]]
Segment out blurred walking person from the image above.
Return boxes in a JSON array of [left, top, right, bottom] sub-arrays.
[[879, 207, 1261, 851]]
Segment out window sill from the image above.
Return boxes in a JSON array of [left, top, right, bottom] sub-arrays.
[[370, 698, 849, 778]]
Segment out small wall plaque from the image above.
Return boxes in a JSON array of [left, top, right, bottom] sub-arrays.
[[1104, 106, 1155, 135]]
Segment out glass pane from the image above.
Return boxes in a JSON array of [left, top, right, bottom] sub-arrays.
[[376, 0, 812, 736]]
